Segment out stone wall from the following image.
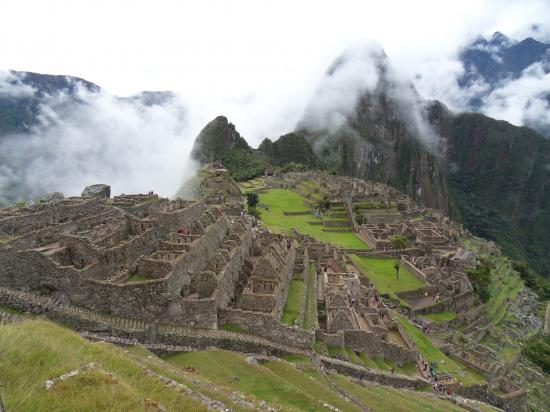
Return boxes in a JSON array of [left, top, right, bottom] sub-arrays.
[[218, 308, 315, 350], [315, 330, 345, 348], [343, 330, 417, 365], [320, 356, 427, 390]]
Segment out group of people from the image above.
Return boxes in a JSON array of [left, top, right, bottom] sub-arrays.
[[177, 226, 193, 235]]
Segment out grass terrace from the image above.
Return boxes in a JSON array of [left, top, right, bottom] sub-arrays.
[[0, 319, 206, 412], [281, 278, 305, 326], [350, 255, 425, 303], [424, 311, 457, 323], [485, 260, 524, 325], [258, 189, 368, 249], [395, 314, 486, 386], [330, 374, 471, 412], [303, 264, 318, 330]]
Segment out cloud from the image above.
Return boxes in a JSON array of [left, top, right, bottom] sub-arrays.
[[0, 71, 36, 97], [483, 62, 550, 129], [298, 42, 383, 133], [0, 74, 201, 205]]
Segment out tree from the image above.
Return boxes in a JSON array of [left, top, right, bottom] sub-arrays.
[[390, 234, 408, 255], [317, 195, 331, 213], [246, 191, 259, 209], [390, 235, 408, 280]]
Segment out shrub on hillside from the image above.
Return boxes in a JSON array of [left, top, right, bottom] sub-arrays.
[[467, 264, 492, 303], [523, 334, 550, 374], [222, 149, 265, 181]]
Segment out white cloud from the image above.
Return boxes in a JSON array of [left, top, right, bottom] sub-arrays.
[[0, 71, 36, 97], [0, 77, 200, 202]]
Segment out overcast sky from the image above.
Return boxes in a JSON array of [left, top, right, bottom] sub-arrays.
[[1, 0, 549, 200], [1, 0, 549, 144]]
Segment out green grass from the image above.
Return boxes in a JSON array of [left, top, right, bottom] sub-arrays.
[[350, 255, 425, 302], [0, 304, 23, 315], [167, 349, 354, 411], [330, 374, 468, 412], [327, 346, 349, 360], [348, 351, 417, 376], [394, 314, 486, 386], [485, 262, 524, 325], [424, 311, 457, 323], [258, 189, 368, 249], [281, 279, 305, 326], [0, 319, 206, 412], [303, 264, 318, 330], [219, 323, 243, 332]]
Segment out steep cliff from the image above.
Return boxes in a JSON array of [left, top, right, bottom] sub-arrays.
[[297, 48, 448, 211], [429, 102, 550, 275], [298, 48, 550, 276], [190, 115, 251, 163]]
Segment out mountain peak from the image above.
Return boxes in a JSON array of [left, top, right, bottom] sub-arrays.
[[190, 116, 250, 164]]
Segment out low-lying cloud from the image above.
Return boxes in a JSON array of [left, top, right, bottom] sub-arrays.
[[0, 73, 200, 205]]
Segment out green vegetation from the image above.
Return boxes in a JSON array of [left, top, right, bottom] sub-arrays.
[[258, 189, 368, 249], [303, 264, 318, 330], [222, 149, 266, 181], [0, 319, 475, 412], [512, 260, 550, 300], [258, 133, 319, 167], [0, 320, 206, 412], [350, 255, 424, 302], [488, 259, 523, 325], [395, 314, 486, 386], [424, 311, 457, 323], [327, 346, 349, 360], [167, 348, 354, 411], [281, 279, 305, 326], [0, 304, 23, 315], [330, 374, 468, 412], [281, 161, 308, 172], [245, 191, 259, 208], [344, 350, 417, 376], [523, 334, 550, 374], [440, 110, 550, 279], [466, 263, 492, 303], [218, 323, 242, 332]]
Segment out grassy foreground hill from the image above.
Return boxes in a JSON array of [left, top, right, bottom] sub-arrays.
[[0, 319, 493, 412]]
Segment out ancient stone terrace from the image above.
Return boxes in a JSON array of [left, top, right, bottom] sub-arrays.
[[360, 219, 453, 251], [239, 234, 296, 318], [398, 249, 476, 314], [315, 256, 418, 365]]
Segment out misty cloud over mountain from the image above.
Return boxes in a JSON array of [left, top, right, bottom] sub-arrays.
[[414, 31, 550, 137], [0, 71, 198, 206]]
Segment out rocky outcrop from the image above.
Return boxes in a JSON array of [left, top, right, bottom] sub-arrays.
[[41, 192, 64, 204], [191, 116, 251, 163], [81, 184, 111, 199]]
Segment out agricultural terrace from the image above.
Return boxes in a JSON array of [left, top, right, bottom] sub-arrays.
[[350, 255, 425, 303], [258, 188, 368, 249], [395, 314, 486, 386], [167, 349, 473, 412]]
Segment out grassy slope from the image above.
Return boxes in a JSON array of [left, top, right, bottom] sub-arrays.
[[0, 320, 206, 412], [281, 279, 305, 326], [1, 319, 479, 412], [167, 349, 469, 412], [395, 314, 486, 386], [350, 255, 425, 301], [330, 374, 467, 412], [303, 264, 318, 330], [258, 189, 368, 249], [424, 311, 457, 323]]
